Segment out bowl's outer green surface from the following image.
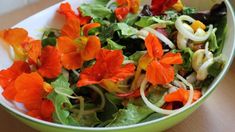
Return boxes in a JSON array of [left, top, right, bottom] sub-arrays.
[[0, 0, 234, 132]]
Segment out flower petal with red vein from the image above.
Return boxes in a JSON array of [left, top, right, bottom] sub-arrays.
[[57, 36, 77, 54], [0, 61, 30, 89], [164, 88, 189, 105], [83, 23, 101, 36], [2, 82, 17, 100], [27, 110, 42, 120], [115, 7, 130, 21], [77, 67, 99, 87], [129, 0, 140, 13], [77, 9, 91, 25], [38, 46, 62, 78], [159, 52, 183, 65], [146, 60, 175, 85], [0, 28, 28, 45], [77, 49, 135, 89], [40, 100, 54, 121], [145, 33, 163, 59], [61, 52, 83, 70], [110, 63, 135, 82], [151, 0, 178, 15], [81, 36, 101, 61], [26, 40, 42, 64], [58, 2, 77, 20], [61, 18, 80, 39], [14, 72, 44, 108]]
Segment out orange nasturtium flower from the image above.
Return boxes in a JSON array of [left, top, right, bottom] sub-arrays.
[[115, 0, 140, 21], [77, 49, 135, 93], [58, 2, 91, 25], [58, 19, 101, 70], [0, 61, 30, 100], [164, 88, 202, 105], [141, 33, 183, 85], [0, 28, 30, 60], [14, 72, 54, 121], [0, 28, 62, 79], [57, 36, 101, 70]]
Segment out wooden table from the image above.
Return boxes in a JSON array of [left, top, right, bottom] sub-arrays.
[[0, 0, 235, 131]]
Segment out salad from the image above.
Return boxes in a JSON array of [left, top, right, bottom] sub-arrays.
[[0, 0, 227, 127]]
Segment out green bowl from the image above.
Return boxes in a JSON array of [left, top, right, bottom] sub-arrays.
[[0, 0, 234, 131]]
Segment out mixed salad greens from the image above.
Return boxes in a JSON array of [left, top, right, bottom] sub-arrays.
[[0, 0, 227, 127]]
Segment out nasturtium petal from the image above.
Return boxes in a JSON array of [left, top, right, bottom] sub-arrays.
[[145, 33, 163, 59], [159, 52, 183, 65], [61, 18, 80, 39], [146, 60, 175, 85], [38, 46, 62, 78], [81, 36, 101, 61]]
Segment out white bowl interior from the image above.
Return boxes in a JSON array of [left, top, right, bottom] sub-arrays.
[[0, 0, 234, 129]]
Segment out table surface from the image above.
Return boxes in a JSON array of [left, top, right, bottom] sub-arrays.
[[0, 0, 235, 132]]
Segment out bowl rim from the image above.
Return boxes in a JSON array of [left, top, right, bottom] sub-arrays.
[[0, 0, 235, 131]]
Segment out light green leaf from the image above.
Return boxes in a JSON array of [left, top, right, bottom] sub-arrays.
[[135, 16, 156, 28], [117, 23, 138, 37], [105, 39, 126, 50], [51, 75, 74, 96], [208, 31, 218, 52], [79, 4, 111, 19], [129, 51, 146, 63]]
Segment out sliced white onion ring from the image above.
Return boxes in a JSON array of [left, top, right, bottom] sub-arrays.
[[143, 27, 176, 49], [175, 15, 213, 42], [140, 75, 194, 115]]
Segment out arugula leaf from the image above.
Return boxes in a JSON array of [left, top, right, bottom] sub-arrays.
[[79, 4, 112, 19], [117, 23, 138, 37], [104, 39, 126, 50], [128, 51, 146, 63], [208, 30, 219, 52]]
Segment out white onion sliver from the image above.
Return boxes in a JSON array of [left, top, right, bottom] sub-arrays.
[[140, 78, 177, 115], [143, 27, 176, 49], [196, 58, 214, 80], [175, 15, 213, 42]]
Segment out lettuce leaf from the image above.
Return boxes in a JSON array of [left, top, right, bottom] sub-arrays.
[[107, 88, 166, 127], [129, 51, 146, 63], [117, 23, 138, 37], [79, 4, 111, 19], [104, 39, 126, 50], [208, 31, 218, 52]]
